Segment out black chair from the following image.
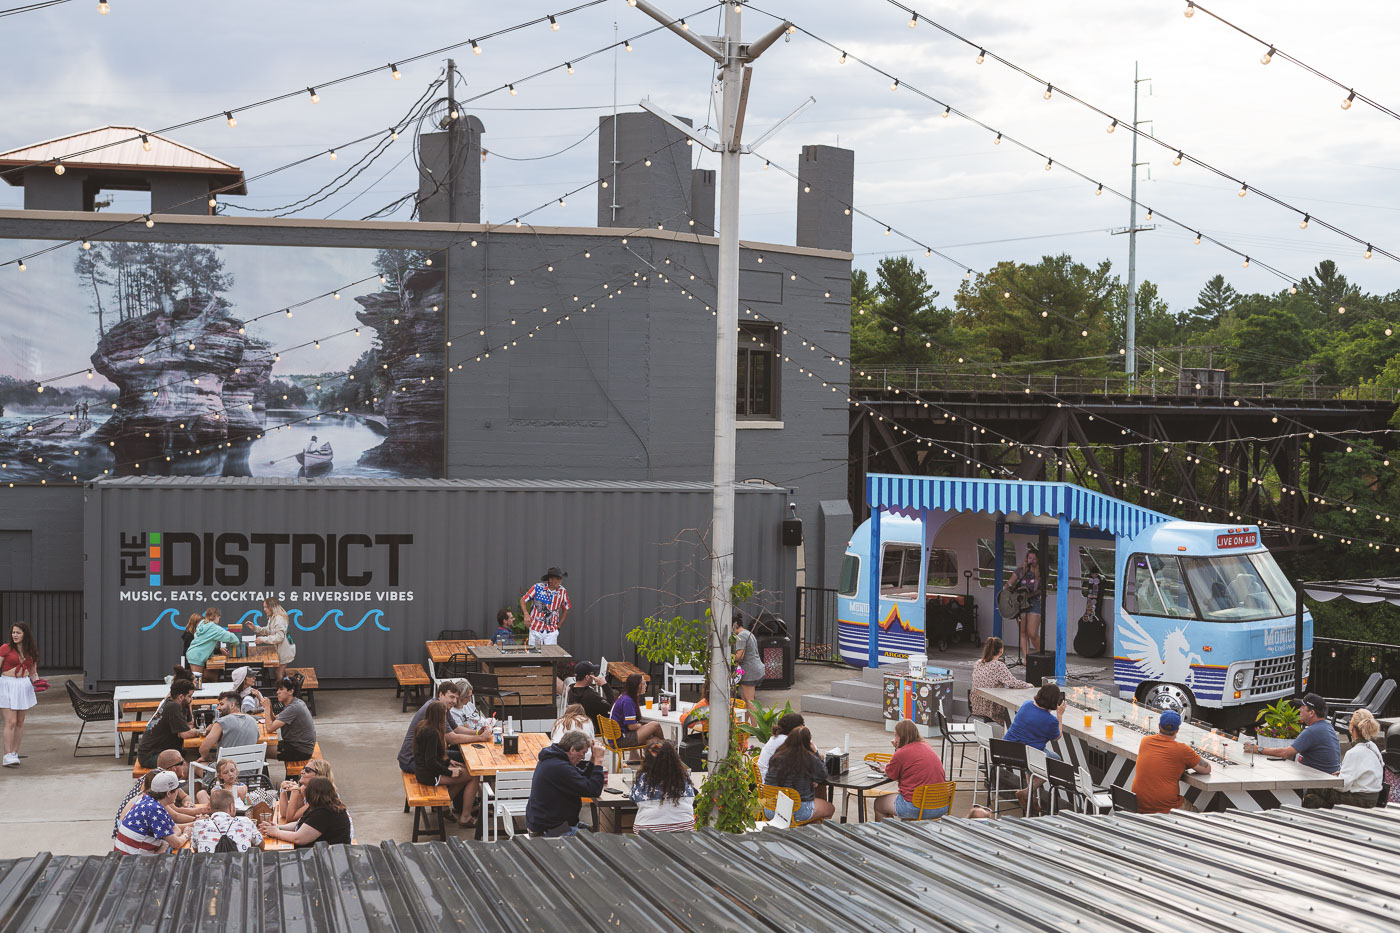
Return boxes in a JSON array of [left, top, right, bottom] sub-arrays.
[[1045, 757, 1079, 814], [65, 680, 115, 758], [468, 671, 522, 716], [438, 629, 478, 641], [1330, 678, 1396, 733], [988, 738, 1030, 817], [1323, 672, 1382, 712], [1110, 784, 1139, 813], [435, 652, 478, 690]]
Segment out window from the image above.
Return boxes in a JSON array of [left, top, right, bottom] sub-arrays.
[[1181, 554, 1292, 622], [927, 549, 958, 587], [1078, 547, 1116, 594], [878, 545, 958, 598], [736, 323, 778, 418], [976, 539, 1017, 587], [837, 555, 860, 597], [1123, 553, 1197, 619]]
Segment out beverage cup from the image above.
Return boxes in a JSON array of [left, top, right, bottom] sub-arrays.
[[1083, 714, 1092, 730], [1104, 724, 1114, 742], [646, 697, 654, 710]]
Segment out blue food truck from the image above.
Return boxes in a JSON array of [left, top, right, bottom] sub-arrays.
[[836, 474, 1311, 722]]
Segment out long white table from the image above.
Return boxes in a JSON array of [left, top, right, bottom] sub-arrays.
[[640, 700, 695, 742], [111, 683, 224, 757]]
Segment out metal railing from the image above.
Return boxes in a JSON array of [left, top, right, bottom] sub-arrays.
[[796, 586, 842, 664], [1311, 637, 1400, 717], [850, 368, 1399, 403]]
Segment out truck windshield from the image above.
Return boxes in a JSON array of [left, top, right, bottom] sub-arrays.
[[1179, 553, 1294, 622]]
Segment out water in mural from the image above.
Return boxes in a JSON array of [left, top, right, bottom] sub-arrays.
[[0, 241, 444, 480]]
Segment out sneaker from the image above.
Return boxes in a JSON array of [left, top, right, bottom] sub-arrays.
[[1, 753, 17, 767]]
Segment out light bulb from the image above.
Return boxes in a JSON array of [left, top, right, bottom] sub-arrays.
[[1095, 184, 1103, 196], [1289, 284, 1298, 295], [225, 112, 236, 128], [942, 105, 950, 118], [1238, 184, 1247, 197], [17, 260, 25, 271], [891, 79, 899, 91], [884, 226, 891, 236], [390, 63, 401, 79], [1106, 120, 1117, 133], [1043, 83, 1052, 100], [1194, 232, 1201, 244], [472, 40, 481, 54], [144, 216, 154, 228], [1044, 159, 1052, 171], [509, 84, 517, 95], [559, 198, 565, 206], [839, 51, 847, 64], [514, 218, 521, 227], [98, 0, 108, 12], [994, 133, 1001, 145], [328, 149, 337, 160], [625, 41, 632, 52], [549, 14, 558, 30], [1365, 244, 1373, 259], [1338, 306, 1346, 314], [1184, 1, 1195, 17], [451, 110, 458, 119], [680, 18, 687, 29], [1242, 257, 1250, 268], [1145, 209, 1153, 221], [81, 240, 90, 250], [908, 14, 917, 27], [308, 87, 319, 104], [644, 158, 652, 166], [566, 62, 574, 74], [844, 207, 851, 214], [207, 197, 216, 208], [1173, 150, 1183, 166], [1300, 214, 1309, 230], [391, 129, 399, 140], [53, 161, 65, 175], [1260, 46, 1274, 65], [976, 49, 985, 64], [140, 135, 151, 151], [1342, 90, 1355, 110]]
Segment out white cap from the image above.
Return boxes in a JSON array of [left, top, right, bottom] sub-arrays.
[[150, 771, 181, 793], [231, 666, 251, 690]]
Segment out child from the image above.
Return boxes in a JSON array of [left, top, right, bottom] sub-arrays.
[[196, 757, 249, 808]]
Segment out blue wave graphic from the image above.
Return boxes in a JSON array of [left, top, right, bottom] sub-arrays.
[[142, 608, 181, 632]]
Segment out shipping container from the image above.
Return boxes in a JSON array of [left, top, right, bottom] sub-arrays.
[[83, 477, 796, 687]]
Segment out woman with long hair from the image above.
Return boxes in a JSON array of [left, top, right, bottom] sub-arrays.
[[251, 597, 296, 683], [609, 673, 664, 752], [184, 611, 239, 682], [763, 725, 835, 823], [969, 636, 1033, 724], [1012, 547, 1043, 655], [873, 719, 948, 821], [259, 776, 351, 847], [1, 621, 39, 767], [413, 701, 476, 826], [628, 739, 696, 832], [181, 613, 201, 664], [276, 758, 336, 824], [551, 703, 594, 743]]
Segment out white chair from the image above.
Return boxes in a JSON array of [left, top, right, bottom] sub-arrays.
[[1024, 745, 1050, 815], [482, 772, 535, 841], [189, 743, 268, 797], [1075, 767, 1114, 815], [662, 661, 705, 701], [557, 677, 575, 718]]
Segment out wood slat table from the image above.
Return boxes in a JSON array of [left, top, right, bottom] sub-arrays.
[[112, 683, 224, 758], [424, 639, 493, 681], [183, 720, 279, 750], [605, 661, 650, 685], [470, 645, 570, 718], [459, 732, 552, 777], [205, 644, 280, 672]]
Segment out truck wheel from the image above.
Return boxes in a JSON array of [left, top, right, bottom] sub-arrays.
[[1138, 683, 1194, 720], [937, 639, 949, 652]]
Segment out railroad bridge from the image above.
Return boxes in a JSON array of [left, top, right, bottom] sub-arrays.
[[849, 369, 1398, 551]]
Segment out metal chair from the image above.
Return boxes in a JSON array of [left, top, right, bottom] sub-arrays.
[[467, 671, 521, 717], [1110, 784, 1139, 813], [65, 681, 115, 758], [1044, 757, 1079, 814], [434, 653, 477, 693], [595, 715, 640, 773], [1075, 767, 1114, 814], [901, 781, 957, 820], [437, 628, 478, 641], [1323, 672, 1382, 712], [189, 743, 269, 797], [988, 738, 1029, 817], [936, 703, 978, 780], [759, 784, 817, 826], [1330, 678, 1396, 734], [483, 771, 534, 841], [662, 661, 705, 701]]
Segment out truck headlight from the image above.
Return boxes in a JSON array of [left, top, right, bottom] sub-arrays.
[[1233, 669, 1247, 690], [1303, 657, 1311, 677]]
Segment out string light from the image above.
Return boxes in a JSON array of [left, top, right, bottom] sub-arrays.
[[1242, 256, 1250, 268], [566, 62, 574, 74], [840, 50, 847, 64], [993, 133, 1001, 145], [549, 14, 558, 30], [1341, 90, 1355, 110], [680, 18, 688, 29], [891, 79, 899, 91], [1106, 119, 1117, 134], [390, 63, 401, 80], [1194, 232, 1202, 244], [1184, 1, 1195, 17], [1365, 244, 1374, 259], [1300, 214, 1310, 230], [509, 84, 517, 95], [225, 112, 236, 128], [1044, 159, 1052, 171], [1042, 83, 1053, 100], [308, 87, 320, 104], [625, 40, 632, 51], [1145, 209, 1153, 221], [328, 149, 337, 160], [98, 0, 108, 12], [53, 160, 64, 175], [1238, 183, 1248, 198], [1260, 46, 1274, 65], [976, 48, 985, 64], [143, 215, 154, 228], [942, 105, 950, 118], [1095, 184, 1103, 196], [140, 135, 151, 151], [1173, 150, 1183, 166], [472, 39, 481, 54], [81, 240, 90, 250], [908, 12, 917, 27]]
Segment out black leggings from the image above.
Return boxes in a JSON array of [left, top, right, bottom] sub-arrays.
[[278, 744, 316, 762]]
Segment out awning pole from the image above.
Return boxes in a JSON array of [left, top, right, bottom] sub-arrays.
[[992, 521, 1005, 640], [1056, 517, 1070, 683], [867, 504, 881, 668], [1294, 584, 1304, 697]]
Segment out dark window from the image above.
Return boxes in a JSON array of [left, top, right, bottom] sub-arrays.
[[737, 323, 778, 418], [837, 555, 860, 597]]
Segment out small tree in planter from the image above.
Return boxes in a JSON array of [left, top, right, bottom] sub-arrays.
[[1254, 699, 1303, 748]]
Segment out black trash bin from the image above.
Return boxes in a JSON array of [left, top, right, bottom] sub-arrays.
[[751, 612, 795, 689]]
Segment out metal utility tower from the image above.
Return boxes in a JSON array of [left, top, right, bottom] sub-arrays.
[[1113, 62, 1155, 379]]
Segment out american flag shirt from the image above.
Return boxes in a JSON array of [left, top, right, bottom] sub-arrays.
[[526, 582, 570, 633]]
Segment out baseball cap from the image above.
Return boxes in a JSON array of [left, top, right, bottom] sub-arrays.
[[575, 661, 596, 679], [150, 771, 181, 793], [1300, 693, 1329, 718], [1158, 710, 1182, 732], [230, 666, 251, 690]]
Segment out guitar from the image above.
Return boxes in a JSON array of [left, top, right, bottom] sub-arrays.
[[1074, 574, 1107, 657]]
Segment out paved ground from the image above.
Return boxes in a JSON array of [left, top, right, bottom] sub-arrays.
[[0, 664, 980, 858]]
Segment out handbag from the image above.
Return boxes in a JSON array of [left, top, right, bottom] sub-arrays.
[[31, 678, 49, 693]]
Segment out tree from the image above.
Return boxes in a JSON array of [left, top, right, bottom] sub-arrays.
[[849, 257, 952, 366], [1109, 279, 1178, 357], [1223, 303, 1312, 383], [1181, 274, 1239, 330]]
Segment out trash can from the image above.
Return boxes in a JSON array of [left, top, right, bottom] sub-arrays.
[[753, 611, 795, 690]]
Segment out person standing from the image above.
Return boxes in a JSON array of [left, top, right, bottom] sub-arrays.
[[1011, 547, 1043, 655], [731, 615, 765, 705], [1131, 710, 1211, 814], [251, 597, 296, 684], [0, 622, 39, 767], [521, 568, 570, 647], [1244, 693, 1342, 773]]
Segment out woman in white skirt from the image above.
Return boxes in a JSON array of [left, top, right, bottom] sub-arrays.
[[1, 621, 39, 767], [251, 597, 296, 684]]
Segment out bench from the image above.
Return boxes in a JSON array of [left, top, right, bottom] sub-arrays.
[[402, 772, 452, 841], [283, 741, 323, 780], [287, 667, 318, 715], [132, 761, 152, 779], [394, 664, 430, 712], [117, 720, 146, 763]]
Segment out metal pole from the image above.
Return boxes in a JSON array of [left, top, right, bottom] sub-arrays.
[[707, 1, 743, 763], [611, 23, 620, 221], [1125, 61, 1139, 379]]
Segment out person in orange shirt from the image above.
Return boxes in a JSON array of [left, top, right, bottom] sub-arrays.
[[1131, 710, 1211, 813]]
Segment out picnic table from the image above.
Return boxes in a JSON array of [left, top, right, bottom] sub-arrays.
[[471, 645, 571, 718], [424, 639, 493, 680], [205, 644, 280, 672], [458, 732, 552, 777], [605, 661, 650, 685], [112, 683, 223, 758], [182, 720, 279, 751]]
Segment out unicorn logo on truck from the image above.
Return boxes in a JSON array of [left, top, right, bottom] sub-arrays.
[[1118, 615, 1203, 688]]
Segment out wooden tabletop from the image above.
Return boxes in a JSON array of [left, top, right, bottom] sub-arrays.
[[459, 732, 551, 777], [205, 644, 280, 671], [183, 721, 279, 750], [606, 661, 650, 683], [425, 640, 493, 664]]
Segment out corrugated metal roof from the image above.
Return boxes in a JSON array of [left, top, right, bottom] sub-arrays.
[[868, 473, 1173, 540], [92, 476, 787, 493], [2, 807, 1395, 932], [0, 126, 245, 190]]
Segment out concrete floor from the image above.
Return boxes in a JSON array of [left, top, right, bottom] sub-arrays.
[[0, 664, 981, 858]]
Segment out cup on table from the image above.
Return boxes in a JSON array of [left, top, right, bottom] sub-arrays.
[[1083, 714, 1092, 730], [1105, 724, 1115, 742], [645, 697, 654, 710]]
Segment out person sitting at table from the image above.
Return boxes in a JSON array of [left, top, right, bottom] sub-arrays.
[[873, 719, 949, 821], [629, 738, 696, 832], [680, 686, 749, 737], [250, 597, 296, 684], [397, 681, 461, 772], [493, 609, 517, 645], [610, 673, 664, 754], [970, 637, 1033, 725], [763, 726, 835, 824], [184, 613, 241, 682], [1303, 709, 1385, 809], [195, 756, 250, 807], [190, 788, 263, 852], [197, 691, 261, 763], [261, 678, 317, 763], [758, 712, 804, 783], [260, 777, 352, 848], [567, 662, 615, 724], [113, 750, 198, 838], [1003, 683, 1065, 814], [1131, 710, 1211, 814], [448, 680, 492, 741], [229, 667, 263, 713], [136, 678, 202, 769], [277, 757, 335, 824], [114, 771, 188, 855], [413, 701, 478, 827], [526, 730, 607, 837], [551, 704, 594, 744], [1244, 693, 1342, 774]]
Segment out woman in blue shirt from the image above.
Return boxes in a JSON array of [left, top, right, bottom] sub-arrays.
[[1003, 683, 1065, 815]]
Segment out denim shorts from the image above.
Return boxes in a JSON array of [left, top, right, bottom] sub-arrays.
[[763, 798, 815, 823], [894, 795, 949, 820]]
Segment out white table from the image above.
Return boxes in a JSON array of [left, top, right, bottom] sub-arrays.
[[112, 683, 224, 757], [640, 700, 695, 742]]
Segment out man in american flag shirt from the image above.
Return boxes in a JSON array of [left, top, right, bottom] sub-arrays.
[[521, 567, 570, 646]]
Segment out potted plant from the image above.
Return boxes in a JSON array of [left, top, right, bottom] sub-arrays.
[[1254, 699, 1302, 748], [737, 697, 795, 748]]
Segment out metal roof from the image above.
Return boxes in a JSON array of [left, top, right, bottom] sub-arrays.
[[92, 476, 788, 493], [1304, 577, 1400, 605], [0, 126, 246, 193], [2, 807, 1395, 932], [868, 473, 1173, 540]]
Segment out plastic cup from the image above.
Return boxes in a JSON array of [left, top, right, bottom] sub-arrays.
[[1083, 714, 1092, 730], [646, 697, 654, 710], [1105, 724, 1114, 742]]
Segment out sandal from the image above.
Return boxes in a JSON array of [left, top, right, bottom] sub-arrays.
[[460, 816, 478, 829]]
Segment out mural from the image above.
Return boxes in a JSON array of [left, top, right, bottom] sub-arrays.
[[0, 241, 444, 480]]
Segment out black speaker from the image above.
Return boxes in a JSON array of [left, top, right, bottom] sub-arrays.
[[781, 518, 803, 547], [1025, 651, 1056, 688]]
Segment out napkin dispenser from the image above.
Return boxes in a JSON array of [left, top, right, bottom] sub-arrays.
[[824, 750, 849, 776], [502, 734, 519, 755]]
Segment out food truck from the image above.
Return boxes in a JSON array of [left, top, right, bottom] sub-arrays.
[[837, 474, 1311, 723]]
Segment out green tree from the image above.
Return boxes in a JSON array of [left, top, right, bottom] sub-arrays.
[[1181, 274, 1239, 330], [1223, 303, 1312, 383], [849, 257, 954, 366]]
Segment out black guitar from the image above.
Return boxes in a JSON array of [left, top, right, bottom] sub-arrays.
[[1074, 573, 1107, 658]]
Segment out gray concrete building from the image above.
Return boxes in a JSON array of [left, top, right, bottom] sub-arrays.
[[0, 112, 855, 673]]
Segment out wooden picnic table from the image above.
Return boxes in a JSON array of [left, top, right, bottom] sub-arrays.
[[425, 639, 494, 664], [112, 683, 224, 758], [183, 720, 279, 750], [459, 732, 552, 777], [605, 661, 650, 685], [205, 644, 280, 672]]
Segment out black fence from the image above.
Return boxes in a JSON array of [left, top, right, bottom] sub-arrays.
[[1311, 637, 1400, 717], [796, 586, 841, 663], [0, 591, 83, 671]]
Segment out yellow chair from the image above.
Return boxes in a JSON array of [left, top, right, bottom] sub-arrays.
[[901, 781, 956, 820], [595, 714, 627, 771], [841, 752, 897, 821], [757, 784, 817, 826], [748, 756, 761, 786]]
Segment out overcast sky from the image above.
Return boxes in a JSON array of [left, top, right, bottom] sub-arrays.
[[2, 0, 1397, 320]]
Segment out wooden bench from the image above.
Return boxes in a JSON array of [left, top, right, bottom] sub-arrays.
[[117, 720, 146, 763], [132, 761, 153, 779], [402, 772, 452, 842], [394, 664, 430, 712], [283, 741, 323, 780], [287, 667, 318, 715]]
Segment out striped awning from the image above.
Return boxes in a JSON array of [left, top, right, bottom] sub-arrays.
[[867, 473, 1172, 539]]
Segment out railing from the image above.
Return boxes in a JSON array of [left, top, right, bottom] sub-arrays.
[[1311, 637, 1400, 717], [850, 368, 1399, 404], [796, 586, 842, 664], [1, 591, 83, 671]]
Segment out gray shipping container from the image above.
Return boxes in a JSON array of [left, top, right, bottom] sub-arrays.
[[83, 478, 796, 687]]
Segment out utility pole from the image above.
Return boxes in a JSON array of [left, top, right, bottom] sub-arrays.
[[1112, 62, 1155, 381], [446, 58, 458, 224], [629, 0, 791, 768]]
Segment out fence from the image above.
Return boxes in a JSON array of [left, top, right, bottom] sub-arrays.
[[1311, 637, 1400, 717], [0, 591, 83, 671], [796, 586, 841, 663]]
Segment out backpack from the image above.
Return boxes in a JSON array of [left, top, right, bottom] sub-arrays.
[[211, 814, 241, 852]]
